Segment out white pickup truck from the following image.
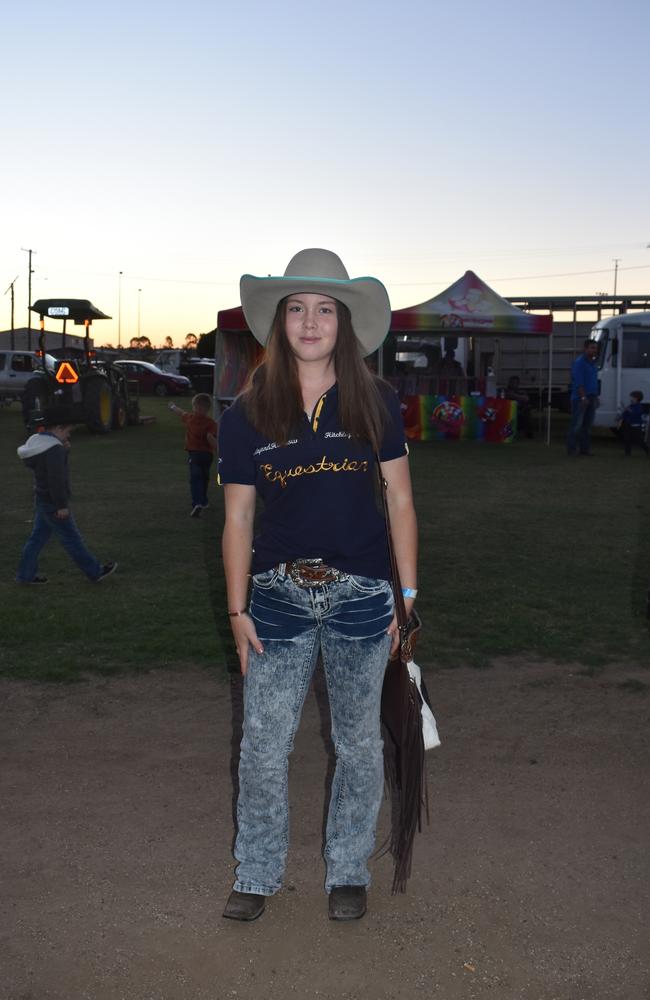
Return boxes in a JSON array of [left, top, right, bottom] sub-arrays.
[[589, 312, 650, 426], [0, 351, 56, 403]]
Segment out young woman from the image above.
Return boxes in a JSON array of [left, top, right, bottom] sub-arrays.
[[219, 249, 418, 922]]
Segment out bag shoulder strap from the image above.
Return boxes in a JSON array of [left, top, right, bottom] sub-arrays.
[[375, 451, 409, 635]]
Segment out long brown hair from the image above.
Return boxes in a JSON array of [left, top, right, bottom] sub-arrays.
[[242, 298, 388, 451]]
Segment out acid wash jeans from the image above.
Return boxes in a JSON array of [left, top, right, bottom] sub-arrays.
[[233, 568, 394, 897]]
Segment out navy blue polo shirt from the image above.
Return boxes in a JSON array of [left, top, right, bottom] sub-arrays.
[[218, 383, 407, 581]]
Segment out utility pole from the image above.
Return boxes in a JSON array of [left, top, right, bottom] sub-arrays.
[[21, 247, 36, 350], [3, 276, 19, 350], [612, 258, 621, 315], [137, 288, 142, 340]]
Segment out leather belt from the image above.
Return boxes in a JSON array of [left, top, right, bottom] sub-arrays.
[[281, 559, 345, 588]]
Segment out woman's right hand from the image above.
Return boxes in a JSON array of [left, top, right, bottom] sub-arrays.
[[230, 613, 264, 675]]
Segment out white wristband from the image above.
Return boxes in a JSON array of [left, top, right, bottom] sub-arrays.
[[402, 587, 418, 599]]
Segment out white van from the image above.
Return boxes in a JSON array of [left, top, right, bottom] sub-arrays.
[[152, 349, 183, 373], [589, 312, 650, 426]]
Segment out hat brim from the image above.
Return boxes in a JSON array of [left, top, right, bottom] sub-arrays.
[[240, 274, 391, 357]]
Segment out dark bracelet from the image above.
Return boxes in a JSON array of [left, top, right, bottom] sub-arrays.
[[228, 609, 248, 617]]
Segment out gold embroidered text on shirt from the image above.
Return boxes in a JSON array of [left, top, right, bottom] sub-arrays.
[[260, 455, 369, 489]]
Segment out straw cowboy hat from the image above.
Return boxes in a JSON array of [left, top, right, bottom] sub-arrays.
[[240, 248, 392, 356]]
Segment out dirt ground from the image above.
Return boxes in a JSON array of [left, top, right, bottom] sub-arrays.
[[2, 660, 649, 1000]]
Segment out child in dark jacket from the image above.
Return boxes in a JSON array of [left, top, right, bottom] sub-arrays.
[[619, 391, 648, 456], [15, 405, 117, 584]]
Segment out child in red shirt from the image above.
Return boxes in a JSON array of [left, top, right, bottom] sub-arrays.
[[169, 394, 218, 517]]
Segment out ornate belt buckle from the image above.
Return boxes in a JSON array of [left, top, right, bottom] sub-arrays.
[[289, 558, 325, 588]]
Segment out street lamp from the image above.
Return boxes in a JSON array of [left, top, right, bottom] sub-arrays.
[[118, 271, 123, 349], [612, 258, 621, 315]]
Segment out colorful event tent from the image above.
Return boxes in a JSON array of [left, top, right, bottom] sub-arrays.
[[390, 270, 552, 335], [389, 270, 554, 442]]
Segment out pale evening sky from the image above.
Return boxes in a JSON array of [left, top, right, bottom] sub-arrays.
[[2, 0, 649, 346]]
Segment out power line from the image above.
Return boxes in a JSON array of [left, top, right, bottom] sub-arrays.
[[24, 266, 235, 286], [390, 263, 650, 287], [16, 258, 650, 292]]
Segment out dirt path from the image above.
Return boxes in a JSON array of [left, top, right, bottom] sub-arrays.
[[2, 662, 649, 1000]]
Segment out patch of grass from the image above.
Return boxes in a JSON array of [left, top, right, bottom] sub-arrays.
[[1, 401, 648, 681], [411, 425, 649, 669], [1, 400, 235, 682]]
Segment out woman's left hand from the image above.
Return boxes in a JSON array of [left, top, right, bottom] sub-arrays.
[[387, 596, 415, 655]]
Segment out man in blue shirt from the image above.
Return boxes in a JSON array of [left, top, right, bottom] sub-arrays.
[[567, 340, 600, 456]]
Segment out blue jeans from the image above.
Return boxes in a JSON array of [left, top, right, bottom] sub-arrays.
[[622, 424, 648, 456], [233, 569, 394, 896], [16, 503, 102, 581], [188, 451, 212, 507], [566, 396, 597, 454]]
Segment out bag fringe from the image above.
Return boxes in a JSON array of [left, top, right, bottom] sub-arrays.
[[381, 672, 429, 894]]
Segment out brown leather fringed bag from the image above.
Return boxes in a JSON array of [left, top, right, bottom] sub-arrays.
[[376, 459, 435, 894]]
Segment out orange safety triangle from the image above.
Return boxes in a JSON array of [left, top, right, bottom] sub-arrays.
[[55, 362, 79, 384]]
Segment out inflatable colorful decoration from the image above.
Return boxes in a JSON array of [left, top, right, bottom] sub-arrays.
[[401, 395, 517, 443]]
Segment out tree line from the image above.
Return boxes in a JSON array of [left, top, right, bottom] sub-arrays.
[[97, 329, 217, 355]]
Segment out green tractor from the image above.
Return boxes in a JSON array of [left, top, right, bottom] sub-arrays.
[[23, 299, 140, 433]]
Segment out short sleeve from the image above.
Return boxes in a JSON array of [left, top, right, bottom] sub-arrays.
[[217, 401, 257, 485], [378, 384, 408, 462]]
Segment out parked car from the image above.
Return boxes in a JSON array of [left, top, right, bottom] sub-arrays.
[[180, 358, 216, 393], [0, 351, 57, 403], [113, 360, 191, 396], [152, 351, 216, 393]]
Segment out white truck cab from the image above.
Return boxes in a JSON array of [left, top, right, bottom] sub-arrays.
[[589, 313, 650, 426], [0, 351, 56, 403]]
